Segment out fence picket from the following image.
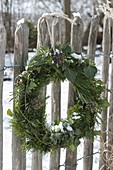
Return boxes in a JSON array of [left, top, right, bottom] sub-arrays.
[[87, 15, 100, 59], [50, 17, 61, 170], [83, 15, 100, 170], [32, 18, 50, 170], [99, 17, 111, 170], [12, 21, 29, 170], [65, 15, 84, 170], [37, 18, 51, 48], [0, 24, 6, 170], [107, 19, 113, 170]]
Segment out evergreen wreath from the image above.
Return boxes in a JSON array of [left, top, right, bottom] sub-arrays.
[[8, 44, 109, 153]]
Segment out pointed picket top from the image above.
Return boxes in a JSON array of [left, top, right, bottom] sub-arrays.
[[12, 19, 29, 170]]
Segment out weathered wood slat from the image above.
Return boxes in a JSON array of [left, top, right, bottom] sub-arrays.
[[50, 17, 61, 170], [50, 82, 61, 170], [65, 15, 84, 170], [70, 15, 84, 52], [83, 15, 100, 170], [87, 15, 100, 59], [64, 0, 71, 43], [32, 152, 42, 170], [83, 140, 93, 170], [12, 21, 29, 170], [0, 24, 6, 170], [107, 19, 113, 170], [32, 18, 50, 170], [99, 17, 111, 170], [37, 18, 51, 48]]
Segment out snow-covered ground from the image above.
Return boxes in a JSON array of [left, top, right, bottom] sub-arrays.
[[3, 51, 105, 170]]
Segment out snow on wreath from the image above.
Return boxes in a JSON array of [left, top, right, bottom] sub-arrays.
[[7, 44, 109, 153]]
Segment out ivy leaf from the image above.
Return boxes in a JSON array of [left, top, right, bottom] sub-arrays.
[[97, 80, 104, 85], [75, 128, 81, 135], [15, 103, 18, 108], [29, 81, 37, 89], [7, 109, 13, 117], [62, 63, 68, 71], [64, 68, 77, 83], [69, 144, 76, 151], [85, 131, 94, 140], [84, 65, 97, 78], [75, 139, 81, 146], [51, 136, 57, 145], [35, 67, 41, 73], [54, 119, 61, 125], [101, 99, 110, 108]]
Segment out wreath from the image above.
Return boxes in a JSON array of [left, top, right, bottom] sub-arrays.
[[8, 44, 109, 153]]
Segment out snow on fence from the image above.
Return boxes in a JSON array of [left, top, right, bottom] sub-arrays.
[[0, 13, 112, 170]]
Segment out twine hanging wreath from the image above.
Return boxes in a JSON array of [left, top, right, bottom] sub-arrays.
[[8, 44, 109, 153]]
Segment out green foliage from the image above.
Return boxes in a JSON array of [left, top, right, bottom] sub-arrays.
[[9, 44, 109, 153], [84, 65, 97, 78], [7, 109, 13, 117], [26, 21, 37, 49]]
